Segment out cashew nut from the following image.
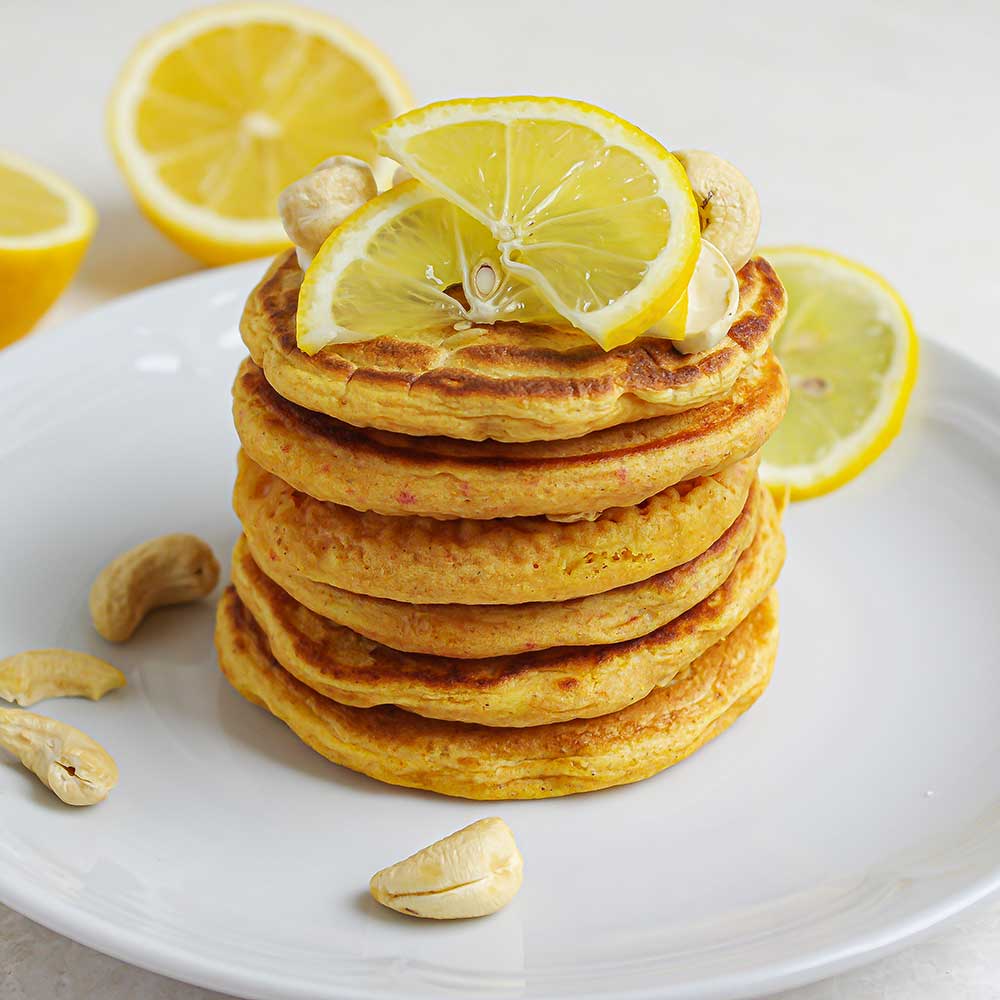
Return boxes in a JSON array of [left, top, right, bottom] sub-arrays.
[[668, 239, 741, 354], [370, 818, 523, 919], [278, 156, 377, 263], [0, 709, 118, 806], [0, 649, 125, 707], [89, 533, 220, 642], [673, 149, 760, 273]]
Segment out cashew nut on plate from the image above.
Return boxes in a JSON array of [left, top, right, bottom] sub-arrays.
[[370, 818, 523, 919]]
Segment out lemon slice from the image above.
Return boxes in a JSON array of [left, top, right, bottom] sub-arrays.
[[760, 246, 918, 500], [108, 3, 410, 265], [298, 180, 564, 352], [375, 97, 701, 349], [0, 151, 96, 349]]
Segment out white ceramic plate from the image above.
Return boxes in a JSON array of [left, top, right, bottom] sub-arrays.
[[1, 263, 999, 1000]]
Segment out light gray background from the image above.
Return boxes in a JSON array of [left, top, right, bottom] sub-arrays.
[[2, 1, 999, 997]]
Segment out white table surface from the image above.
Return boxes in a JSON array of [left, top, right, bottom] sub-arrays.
[[2, 1, 999, 997]]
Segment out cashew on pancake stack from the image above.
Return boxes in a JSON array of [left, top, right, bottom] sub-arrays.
[[217, 151, 789, 801]]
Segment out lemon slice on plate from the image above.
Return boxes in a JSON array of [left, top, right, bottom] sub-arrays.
[[374, 97, 701, 349], [760, 246, 918, 500], [0, 151, 96, 349], [298, 180, 564, 352], [108, 3, 410, 265]]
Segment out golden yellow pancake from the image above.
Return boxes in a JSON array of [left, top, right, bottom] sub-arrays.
[[215, 587, 779, 799], [229, 493, 781, 727], [233, 451, 759, 604], [244, 481, 764, 657], [233, 352, 787, 519], [241, 250, 787, 442]]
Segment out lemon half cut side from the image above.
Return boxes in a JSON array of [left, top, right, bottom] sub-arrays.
[[0, 151, 96, 347], [108, 2, 411, 265]]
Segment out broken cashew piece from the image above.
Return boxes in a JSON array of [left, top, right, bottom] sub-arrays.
[[89, 533, 220, 642], [0, 649, 125, 707], [278, 155, 377, 270], [0, 709, 118, 806], [370, 818, 523, 919]]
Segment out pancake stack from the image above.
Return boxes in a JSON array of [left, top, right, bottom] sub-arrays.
[[216, 249, 789, 799]]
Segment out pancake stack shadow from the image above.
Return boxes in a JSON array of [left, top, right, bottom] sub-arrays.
[[216, 249, 789, 799]]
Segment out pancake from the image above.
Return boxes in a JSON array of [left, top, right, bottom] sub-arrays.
[[215, 587, 779, 799], [243, 481, 764, 657], [233, 450, 759, 605], [233, 352, 788, 519], [228, 490, 782, 727], [241, 250, 787, 442]]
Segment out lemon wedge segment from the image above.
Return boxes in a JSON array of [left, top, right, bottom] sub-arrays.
[[297, 180, 564, 352], [0, 151, 96, 348], [375, 97, 701, 349], [760, 246, 919, 500], [108, 3, 410, 265]]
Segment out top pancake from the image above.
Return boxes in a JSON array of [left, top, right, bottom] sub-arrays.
[[241, 250, 787, 442]]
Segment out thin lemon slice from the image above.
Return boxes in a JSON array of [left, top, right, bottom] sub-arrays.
[[108, 2, 410, 265], [0, 151, 96, 348], [298, 180, 564, 352], [760, 246, 918, 500], [376, 97, 701, 349]]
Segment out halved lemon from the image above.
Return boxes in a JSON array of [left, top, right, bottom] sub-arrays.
[[760, 246, 919, 500], [108, 2, 410, 265], [0, 151, 96, 349], [298, 180, 564, 352], [375, 97, 701, 349]]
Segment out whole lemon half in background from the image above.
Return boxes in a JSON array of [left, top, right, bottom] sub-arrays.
[[0, 151, 96, 349], [107, 2, 411, 265]]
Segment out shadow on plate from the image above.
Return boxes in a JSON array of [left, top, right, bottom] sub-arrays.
[[213, 663, 435, 804]]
